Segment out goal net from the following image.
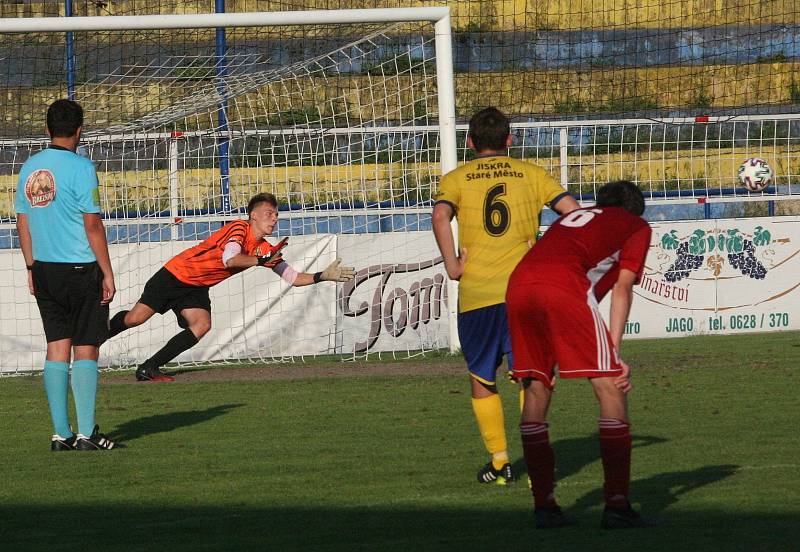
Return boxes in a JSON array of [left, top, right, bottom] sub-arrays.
[[0, 9, 457, 373]]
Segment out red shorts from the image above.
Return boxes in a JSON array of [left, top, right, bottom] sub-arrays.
[[506, 283, 623, 388]]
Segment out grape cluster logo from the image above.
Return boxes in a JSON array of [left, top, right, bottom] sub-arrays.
[[659, 226, 776, 282]]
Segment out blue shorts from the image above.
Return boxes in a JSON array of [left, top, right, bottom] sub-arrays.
[[458, 303, 513, 386]]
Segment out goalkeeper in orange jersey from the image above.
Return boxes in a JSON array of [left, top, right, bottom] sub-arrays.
[[108, 192, 355, 382], [432, 107, 579, 485]]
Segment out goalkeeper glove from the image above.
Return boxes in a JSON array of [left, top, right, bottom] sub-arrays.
[[257, 238, 288, 268], [315, 259, 356, 283]]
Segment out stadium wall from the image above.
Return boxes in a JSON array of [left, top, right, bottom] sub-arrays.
[[3, 64, 800, 134]]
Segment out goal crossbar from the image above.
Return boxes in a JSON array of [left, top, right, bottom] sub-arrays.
[[0, 8, 452, 32]]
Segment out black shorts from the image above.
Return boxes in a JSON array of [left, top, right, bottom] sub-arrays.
[[32, 261, 109, 346], [139, 267, 211, 327]]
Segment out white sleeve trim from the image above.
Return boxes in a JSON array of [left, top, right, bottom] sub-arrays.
[[222, 241, 242, 267]]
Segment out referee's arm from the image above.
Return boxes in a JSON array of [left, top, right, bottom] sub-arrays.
[[16, 214, 35, 295], [16, 214, 33, 267], [84, 213, 115, 305]]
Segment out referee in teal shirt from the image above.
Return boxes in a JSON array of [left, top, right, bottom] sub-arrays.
[[15, 99, 118, 451]]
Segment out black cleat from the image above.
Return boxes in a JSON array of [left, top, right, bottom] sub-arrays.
[[135, 365, 175, 382], [535, 506, 576, 529], [75, 425, 118, 451], [477, 461, 515, 485], [51, 434, 77, 451], [601, 504, 660, 529]]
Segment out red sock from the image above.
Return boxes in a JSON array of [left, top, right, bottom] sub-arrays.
[[598, 418, 632, 508], [520, 421, 557, 508]]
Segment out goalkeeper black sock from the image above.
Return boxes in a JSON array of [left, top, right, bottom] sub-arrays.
[[108, 310, 129, 339], [142, 329, 199, 370]]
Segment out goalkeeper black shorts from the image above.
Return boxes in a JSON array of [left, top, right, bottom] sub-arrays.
[[139, 267, 212, 323]]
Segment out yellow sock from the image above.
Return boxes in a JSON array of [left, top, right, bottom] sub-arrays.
[[492, 451, 509, 470], [471, 394, 508, 470]]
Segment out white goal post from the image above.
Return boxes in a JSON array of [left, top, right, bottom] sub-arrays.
[[0, 8, 460, 373]]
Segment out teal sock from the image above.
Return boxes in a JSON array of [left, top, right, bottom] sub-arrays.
[[43, 361, 72, 438], [70, 360, 98, 436]]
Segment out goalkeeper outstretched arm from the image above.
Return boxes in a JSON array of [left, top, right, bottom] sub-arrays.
[[221, 239, 355, 285], [282, 258, 356, 287]]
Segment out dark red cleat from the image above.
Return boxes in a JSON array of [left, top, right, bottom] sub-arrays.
[[135, 365, 175, 382]]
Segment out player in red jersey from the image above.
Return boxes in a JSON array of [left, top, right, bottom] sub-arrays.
[[107, 192, 355, 382], [506, 180, 658, 529]]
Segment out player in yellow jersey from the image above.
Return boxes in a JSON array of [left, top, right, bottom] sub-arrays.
[[432, 108, 579, 485]]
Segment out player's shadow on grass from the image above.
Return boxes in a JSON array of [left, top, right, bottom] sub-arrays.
[[109, 403, 244, 443], [163, 364, 213, 376], [511, 434, 667, 482], [569, 463, 740, 516]]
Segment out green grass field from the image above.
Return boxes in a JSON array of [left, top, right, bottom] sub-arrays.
[[1, 332, 798, 551]]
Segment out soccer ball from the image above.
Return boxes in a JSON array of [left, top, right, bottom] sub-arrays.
[[738, 158, 773, 192]]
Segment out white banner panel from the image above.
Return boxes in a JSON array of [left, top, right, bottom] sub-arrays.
[[0, 235, 339, 371], [600, 216, 800, 338], [338, 232, 450, 354]]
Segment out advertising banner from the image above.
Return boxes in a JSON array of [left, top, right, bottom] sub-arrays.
[[0, 235, 340, 371], [3, 216, 798, 372], [338, 233, 450, 354], [602, 216, 800, 338]]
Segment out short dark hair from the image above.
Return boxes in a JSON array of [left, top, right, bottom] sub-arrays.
[[247, 192, 278, 215], [595, 180, 645, 216], [46, 99, 83, 138], [468, 107, 510, 152]]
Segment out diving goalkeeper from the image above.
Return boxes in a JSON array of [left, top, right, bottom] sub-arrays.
[[107, 192, 356, 382]]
